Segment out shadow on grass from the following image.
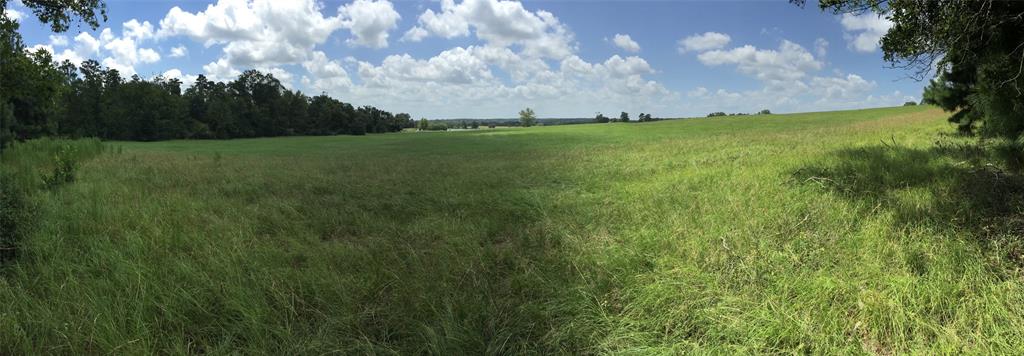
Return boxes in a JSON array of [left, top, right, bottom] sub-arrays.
[[793, 142, 1024, 265]]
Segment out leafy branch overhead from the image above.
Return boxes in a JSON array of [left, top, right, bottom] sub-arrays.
[[796, 0, 1024, 138]]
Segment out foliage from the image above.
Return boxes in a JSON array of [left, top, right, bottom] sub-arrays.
[[519, 107, 537, 127], [40, 144, 76, 189], [0, 138, 104, 263], [707, 111, 727, 117], [0, 8, 412, 146], [903, 101, 917, 106], [759, 109, 772, 115], [12, 0, 107, 33], [425, 122, 448, 131], [0, 170, 32, 261], [418, 118, 430, 131], [594, 113, 609, 123], [619, 111, 630, 122], [806, 0, 1024, 140]]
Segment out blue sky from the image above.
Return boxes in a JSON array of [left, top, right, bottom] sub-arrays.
[[7, 0, 924, 119]]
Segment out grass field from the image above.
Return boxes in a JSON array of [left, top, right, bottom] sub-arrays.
[[2, 105, 1023, 353]]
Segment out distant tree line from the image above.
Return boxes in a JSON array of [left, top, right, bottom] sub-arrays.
[[707, 109, 771, 117], [1, 17, 412, 147], [593, 112, 661, 123]]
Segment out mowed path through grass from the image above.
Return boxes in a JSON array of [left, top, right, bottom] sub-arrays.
[[3, 105, 1023, 353]]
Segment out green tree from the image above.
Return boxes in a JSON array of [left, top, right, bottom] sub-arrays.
[[619, 112, 630, 122], [594, 113, 609, 123], [519, 108, 536, 127], [418, 118, 429, 131], [1, 0, 107, 147], [798, 0, 1024, 138], [14, 0, 107, 33]]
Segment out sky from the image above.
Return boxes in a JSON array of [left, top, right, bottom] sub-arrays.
[[6, 0, 924, 119]]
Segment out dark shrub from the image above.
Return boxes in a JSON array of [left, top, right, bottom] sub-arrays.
[[0, 171, 34, 261]]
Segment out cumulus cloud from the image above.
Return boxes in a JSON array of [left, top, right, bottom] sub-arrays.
[[339, 0, 401, 48], [157, 0, 345, 79], [27, 19, 161, 76], [611, 33, 640, 52], [202, 58, 241, 82], [814, 38, 828, 58], [683, 36, 898, 115], [697, 40, 823, 87], [810, 73, 875, 100], [162, 68, 199, 88], [169, 45, 188, 57], [49, 35, 69, 47], [678, 32, 730, 53], [302, 50, 353, 92], [123, 19, 155, 40], [403, 0, 575, 59], [4, 8, 22, 21], [344, 44, 673, 117], [400, 26, 429, 42], [839, 13, 892, 53]]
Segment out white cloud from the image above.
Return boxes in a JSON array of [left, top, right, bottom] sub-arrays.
[[343, 44, 674, 118], [26, 19, 163, 76], [339, 0, 401, 48], [261, 67, 294, 86], [611, 33, 640, 52], [103, 35, 161, 75], [810, 73, 875, 100], [404, 0, 575, 59], [157, 0, 344, 78], [4, 8, 22, 21], [202, 58, 241, 82], [138, 48, 161, 63], [162, 68, 199, 88], [302, 50, 353, 93], [814, 38, 828, 58], [123, 19, 155, 40], [678, 32, 730, 53], [49, 35, 69, 47], [697, 40, 823, 87], [169, 45, 188, 58], [74, 32, 101, 57], [401, 26, 429, 42], [839, 13, 892, 53]]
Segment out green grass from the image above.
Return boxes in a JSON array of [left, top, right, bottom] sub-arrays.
[[1, 105, 1023, 353]]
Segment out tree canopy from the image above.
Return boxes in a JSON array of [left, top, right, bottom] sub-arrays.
[[0, 1, 412, 147], [519, 108, 537, 127], [798, 0, 1024, 139]]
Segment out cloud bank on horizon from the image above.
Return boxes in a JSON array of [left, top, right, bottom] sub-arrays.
[[12, 0, 918, 118]]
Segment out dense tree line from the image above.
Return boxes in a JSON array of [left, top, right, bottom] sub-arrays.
[[1, 9, 411, 147]]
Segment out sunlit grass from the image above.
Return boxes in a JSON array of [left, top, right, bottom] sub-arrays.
[[1, 105, 1022, 353]]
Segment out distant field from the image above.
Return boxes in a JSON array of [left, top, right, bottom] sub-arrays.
[[3, 105, 1023, 353]]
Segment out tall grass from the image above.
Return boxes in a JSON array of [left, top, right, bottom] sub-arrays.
[[1, 106, 1022, 353], [1, 138, 107, 261]]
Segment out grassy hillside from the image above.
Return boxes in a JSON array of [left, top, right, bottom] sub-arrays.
[[2, 105, 1023, 353]]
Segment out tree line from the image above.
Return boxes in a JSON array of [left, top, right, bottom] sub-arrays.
[[1, 17, 412, 147]]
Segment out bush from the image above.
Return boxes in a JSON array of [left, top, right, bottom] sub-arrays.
[[903, 101, 918, 106], [426, 123, 449, 131], [0, 171, 34, 261], [41, 145, 77, 189]]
